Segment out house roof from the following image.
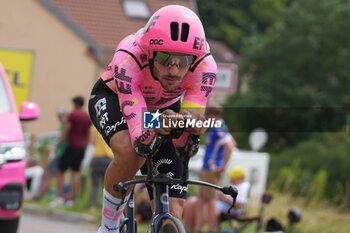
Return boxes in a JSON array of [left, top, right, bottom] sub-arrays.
[[38, 0, 193, 60], [38, 0, 239, 66]]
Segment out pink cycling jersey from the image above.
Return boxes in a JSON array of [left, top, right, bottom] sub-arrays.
[[100, 34, 217, 146]]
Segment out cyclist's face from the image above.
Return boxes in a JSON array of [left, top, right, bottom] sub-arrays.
[[152, 52, 191, 91]]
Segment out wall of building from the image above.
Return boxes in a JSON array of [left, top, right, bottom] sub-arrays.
[[0, 0, 98, 135]]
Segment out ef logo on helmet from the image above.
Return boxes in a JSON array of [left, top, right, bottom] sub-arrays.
[[150, 39, 164, 45], [193, 37, 204, 50]]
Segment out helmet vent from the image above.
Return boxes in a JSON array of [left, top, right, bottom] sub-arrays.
[[181, 23, 190, 42], [170, 22, 179, 41]]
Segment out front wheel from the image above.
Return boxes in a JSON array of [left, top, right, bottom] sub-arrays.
[[158, 217, 186, 233]]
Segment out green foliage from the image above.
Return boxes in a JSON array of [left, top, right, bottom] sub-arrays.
[[224, 0, 350, 148], [308, 168, 328, 202], [269, 133, 350, 207], [37, 137, 51, 156], [197, 0, 287, 52]]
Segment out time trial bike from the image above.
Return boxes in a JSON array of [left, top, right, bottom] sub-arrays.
[[114, 131, 238, 233]]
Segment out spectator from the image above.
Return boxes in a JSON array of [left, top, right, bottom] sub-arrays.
[[35, 107, 67, 199], [194, 102, 236, 233], [51, 96, 91, 206], [216, 166, 251, 216], [183, 166, 250, 232], [25, 157, 43, 199], [88, 125, 113, 212]]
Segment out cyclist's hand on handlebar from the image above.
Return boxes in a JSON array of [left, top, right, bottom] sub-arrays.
[[134, 133, 165, 158], [155, 109, 185, 135], [181, 109, 207, 135]]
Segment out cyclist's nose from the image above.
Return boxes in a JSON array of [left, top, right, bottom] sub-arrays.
[[168, 65, 179, 76]]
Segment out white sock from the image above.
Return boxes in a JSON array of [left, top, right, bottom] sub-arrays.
[[97, 188, 130, 233]]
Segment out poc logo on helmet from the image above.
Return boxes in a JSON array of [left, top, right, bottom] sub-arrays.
[[150, 39, 164, 45]]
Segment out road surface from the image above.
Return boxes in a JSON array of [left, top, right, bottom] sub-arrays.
[[18, 212, 98, 233]]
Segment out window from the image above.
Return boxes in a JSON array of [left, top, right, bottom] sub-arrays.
[[122, 0, 151, 19], [0, 73, 12, 113]]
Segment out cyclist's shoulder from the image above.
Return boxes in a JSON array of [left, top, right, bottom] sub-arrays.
[[183, 53, 217, 88], [189, 53, 217, 74], [114, 32, 149, 71]]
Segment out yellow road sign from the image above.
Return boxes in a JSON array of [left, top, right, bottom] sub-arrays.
[[0, 49, 34, 111]]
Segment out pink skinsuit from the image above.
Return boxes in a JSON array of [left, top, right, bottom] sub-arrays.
[[100, 34, 217, 146]]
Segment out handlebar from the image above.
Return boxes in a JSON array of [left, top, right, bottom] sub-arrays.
[[113, 179, 239, 215], [131, 129, 238, 214]]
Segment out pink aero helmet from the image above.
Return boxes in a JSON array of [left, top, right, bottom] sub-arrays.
[[135, 5, 209, 59]]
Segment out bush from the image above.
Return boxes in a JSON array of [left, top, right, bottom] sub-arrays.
[[269, 133, 350, 207]]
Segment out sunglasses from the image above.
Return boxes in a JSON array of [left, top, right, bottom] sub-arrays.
[[154, 52, 193, 68]]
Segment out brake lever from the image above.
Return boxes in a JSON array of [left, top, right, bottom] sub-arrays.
[[222, 186, 238, 214]]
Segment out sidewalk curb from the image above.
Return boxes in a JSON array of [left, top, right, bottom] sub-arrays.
[[23, 203, 96, 223]]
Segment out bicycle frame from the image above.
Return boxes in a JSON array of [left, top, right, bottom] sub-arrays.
[[117, 176, 236, 233], [115, 133, 238, 233]]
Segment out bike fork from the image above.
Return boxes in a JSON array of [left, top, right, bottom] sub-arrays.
[[149, 184, 172, 233], [121, 190, 136, 233]]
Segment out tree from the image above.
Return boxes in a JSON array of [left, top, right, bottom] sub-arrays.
[[224, 0, 350, 148], [197, 0, 287, 52]]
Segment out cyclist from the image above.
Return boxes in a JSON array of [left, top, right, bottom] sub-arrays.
[[88, 5, 217, 233]]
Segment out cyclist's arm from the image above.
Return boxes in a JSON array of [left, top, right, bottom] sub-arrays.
[[173, 55, 217, 147], [109, 52, 153, 146]]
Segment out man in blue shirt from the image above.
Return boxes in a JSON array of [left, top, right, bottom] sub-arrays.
[[194, 102, 236, 233]]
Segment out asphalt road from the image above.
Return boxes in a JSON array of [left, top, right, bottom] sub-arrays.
[[18, 212, 98, 233]]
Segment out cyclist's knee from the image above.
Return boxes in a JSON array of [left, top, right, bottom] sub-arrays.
[[110, 130, 133, 154], [109, 130, 145, 167]]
